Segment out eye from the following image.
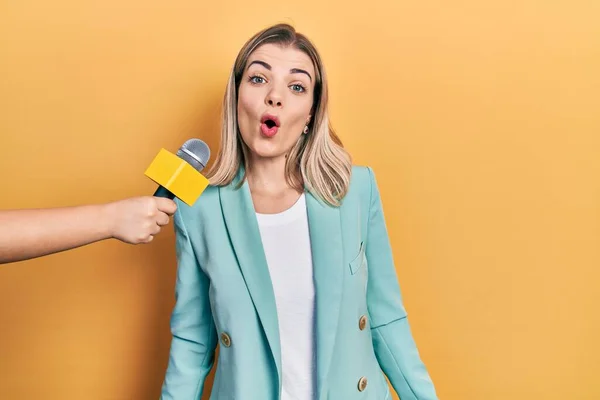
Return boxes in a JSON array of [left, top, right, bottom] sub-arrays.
[[290, 83, 306, 93], [249, 75, 266, 84]]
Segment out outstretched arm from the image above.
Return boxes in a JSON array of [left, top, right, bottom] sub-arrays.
[[0, 196, 177, 264]]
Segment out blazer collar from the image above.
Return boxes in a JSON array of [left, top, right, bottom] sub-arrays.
[[218, 165, 344, 396]]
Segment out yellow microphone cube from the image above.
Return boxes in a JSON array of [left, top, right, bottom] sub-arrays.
[[144, 148, 210, 206]]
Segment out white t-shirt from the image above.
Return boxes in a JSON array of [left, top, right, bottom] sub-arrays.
[[255, 193, 316, 400]]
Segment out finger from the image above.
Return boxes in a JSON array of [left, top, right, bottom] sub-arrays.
[[144, 234, 154, 243], [152, 224, 161, 235], [155, 198, 177, 215], [156, 212, 171, 226]]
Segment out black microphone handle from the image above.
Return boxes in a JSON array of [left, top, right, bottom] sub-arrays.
[[153, 186, 176, 200]]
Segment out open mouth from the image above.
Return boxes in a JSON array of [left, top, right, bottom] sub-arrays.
[[261, 114, 280, 128], [260, 114, 280, 137]]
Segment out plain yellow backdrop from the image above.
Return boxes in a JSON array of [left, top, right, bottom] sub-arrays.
[[1, 1, 599, 399]]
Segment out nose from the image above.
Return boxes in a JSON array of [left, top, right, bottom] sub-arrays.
[[265, 87, 283, 108]]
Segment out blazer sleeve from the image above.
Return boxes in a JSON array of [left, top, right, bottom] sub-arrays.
[[160, 206, 218, 400], [364, 167, 438, 400]]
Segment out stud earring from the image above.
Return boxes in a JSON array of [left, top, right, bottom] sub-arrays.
[[303, 125, 309, 134]]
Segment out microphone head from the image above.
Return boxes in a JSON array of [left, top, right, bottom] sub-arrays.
[[176, 138, 210, 172]]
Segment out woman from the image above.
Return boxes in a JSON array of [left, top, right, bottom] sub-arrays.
[[160, 23, 438, 400]]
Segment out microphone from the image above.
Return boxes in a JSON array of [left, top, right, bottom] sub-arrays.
[[144, 138, 211, 206]]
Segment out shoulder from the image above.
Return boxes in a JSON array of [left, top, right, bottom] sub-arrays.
[[341, 164, 379, 209], [349, 164, 378, 196], [350, 165, 374, 186], [173, 184, 221, 223]]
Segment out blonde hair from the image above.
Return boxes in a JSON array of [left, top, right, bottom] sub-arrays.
[[206, 23, 352, 207]]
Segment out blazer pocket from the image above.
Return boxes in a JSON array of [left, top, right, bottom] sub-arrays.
[[349, 241, 366, 275]]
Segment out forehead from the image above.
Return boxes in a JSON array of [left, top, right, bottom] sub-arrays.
[[246, 43, 314, 75]]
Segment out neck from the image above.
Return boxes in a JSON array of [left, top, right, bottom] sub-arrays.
[[246, 155, 293, 196]]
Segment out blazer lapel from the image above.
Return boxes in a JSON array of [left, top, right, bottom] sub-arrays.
[[305, 189, 344, 398], [218, 168, 282, 385]]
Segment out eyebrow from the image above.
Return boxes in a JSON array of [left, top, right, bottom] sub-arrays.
[[248, 60, 312, 82]]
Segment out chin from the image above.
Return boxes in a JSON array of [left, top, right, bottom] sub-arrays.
[[251, 147, 286, 159], [248, 139, 290, 159]]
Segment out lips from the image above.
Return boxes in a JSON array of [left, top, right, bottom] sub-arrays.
[[260, 113, 280, 137]]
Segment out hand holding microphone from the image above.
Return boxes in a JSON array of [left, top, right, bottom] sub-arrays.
[[109, 138, 212, 244], [0, 138, 211, 264], [103, 196, 177, 244]]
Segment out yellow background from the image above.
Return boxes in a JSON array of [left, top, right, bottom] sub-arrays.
[[1, 1, 599, 399]]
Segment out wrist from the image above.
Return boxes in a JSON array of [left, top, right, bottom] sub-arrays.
[[98, 201, 117, 240]]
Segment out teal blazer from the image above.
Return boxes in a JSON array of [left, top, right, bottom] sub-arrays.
[[160, 165, 438, 400]]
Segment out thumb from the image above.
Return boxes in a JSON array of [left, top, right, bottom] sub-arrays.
[[155, 197, 178, 215]]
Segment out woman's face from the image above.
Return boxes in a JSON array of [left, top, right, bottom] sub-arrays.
[[237, 43, 316, 161]]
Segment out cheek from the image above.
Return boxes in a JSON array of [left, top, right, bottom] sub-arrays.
[[237, 92, 250, 120], [236, 93, 258, 141], [288, 98, 313, 128]]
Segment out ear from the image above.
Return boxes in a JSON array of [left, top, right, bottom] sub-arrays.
[[303, 115, 312, 135]]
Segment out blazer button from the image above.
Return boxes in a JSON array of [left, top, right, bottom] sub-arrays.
[[358, 315, 368, 330], [220, 332, 231, 347], [358, 376, 368, 392]]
